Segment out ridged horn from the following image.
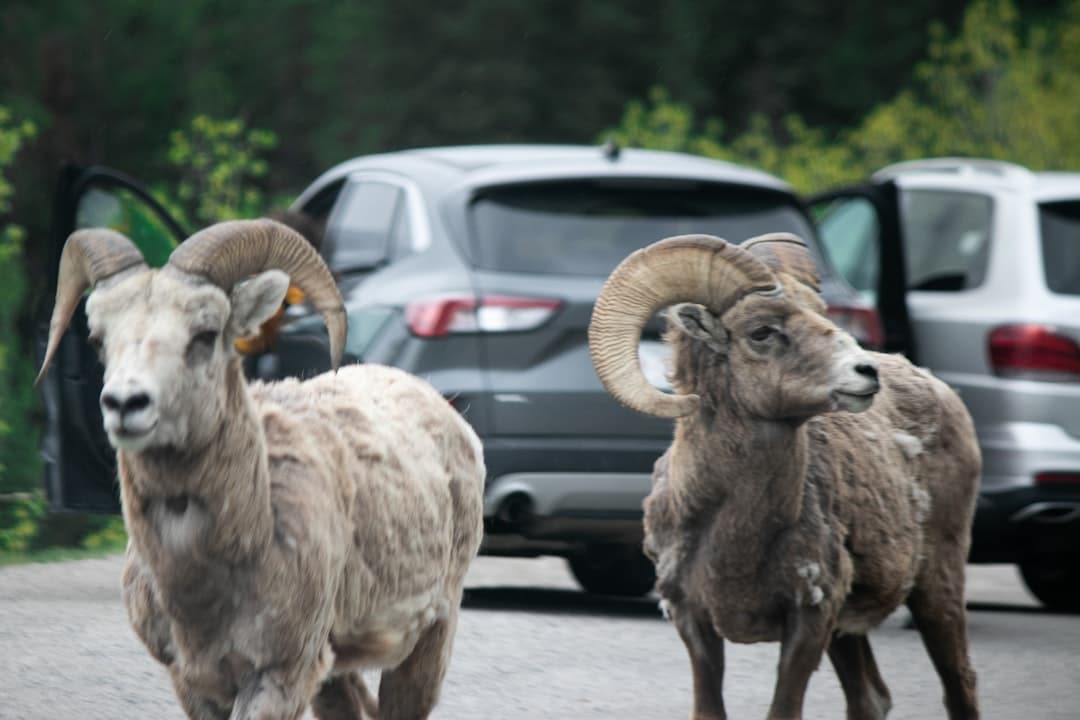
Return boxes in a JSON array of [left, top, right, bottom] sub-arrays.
[[588, 234, 778, 418], [35, 229, 147, 387], [742, 232, 820, 291], [167, 219, 346, 369]]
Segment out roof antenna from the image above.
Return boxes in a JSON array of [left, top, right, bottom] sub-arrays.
[[601, 138, 621, 162]]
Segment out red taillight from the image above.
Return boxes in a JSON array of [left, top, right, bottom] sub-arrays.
[[1035, 472, 1080, 485], [827, 304, 885, 349], [405, 296, 478, 337], [406, 294, 562, 337], [988, 324, 1080, 381]]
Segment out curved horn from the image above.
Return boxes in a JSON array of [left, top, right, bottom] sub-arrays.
[[588, 234, 778, 418], [742, 232, 820, 291], [167, 219, 346, 369], [35, 229, 147, 386]]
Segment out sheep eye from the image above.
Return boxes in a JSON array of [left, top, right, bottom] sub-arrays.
[[749, 326, 775, 342], [88, 335, 104, 360], [186, 330, 220, 365], [191, 330, 219, 348]]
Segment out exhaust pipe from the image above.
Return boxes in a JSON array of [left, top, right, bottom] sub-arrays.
[[495, 491, 535, 530], [1010, 501, 1080, 525]]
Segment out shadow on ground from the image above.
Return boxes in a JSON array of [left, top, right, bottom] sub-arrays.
[[462, 585, 663, 619], [964, 601, 1060, 615], [462, 586, 1062, 621]]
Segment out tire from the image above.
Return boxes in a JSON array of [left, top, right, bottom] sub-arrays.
[[1019, 558, 1080, 613], [566, 543, 657, 598]]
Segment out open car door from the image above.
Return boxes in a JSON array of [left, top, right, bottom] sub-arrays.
[[36, 165, 188, 512], [806, 180, 916, 361]]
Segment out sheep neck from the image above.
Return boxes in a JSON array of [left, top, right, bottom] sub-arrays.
[[671, 397, 809, 530], [118, 362, 274, 563]]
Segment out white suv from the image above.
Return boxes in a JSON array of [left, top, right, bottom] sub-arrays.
[[812, 158, 1080, 611]]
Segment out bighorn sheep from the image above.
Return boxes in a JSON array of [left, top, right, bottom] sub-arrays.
[[37, 220, 484, 720], [589, 234, 981, 719]]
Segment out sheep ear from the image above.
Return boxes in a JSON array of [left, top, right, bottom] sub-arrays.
[[230, 270, 290, 338], [669, 303, 729, 353]]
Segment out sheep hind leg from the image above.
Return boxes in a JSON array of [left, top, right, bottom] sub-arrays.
[[377, 608, 459, 720], [671, 604, 727, 720], [826, 633, 892, 720], [906, 570, 979, 720], [312, 671, 379, 719]]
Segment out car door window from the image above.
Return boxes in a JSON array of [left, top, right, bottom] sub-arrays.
[[44, 168, 187, 513], [1040, 200, 1080, 295], [815, 195, 881, 304], [322, 180, 402, 273], [76, 185, 180, 267], [387, 199, 414, 261], [900, 190, 992, 291]]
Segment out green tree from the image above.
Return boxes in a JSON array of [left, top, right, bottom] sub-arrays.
[[0, 106, 38, 496], [849, 0, 1080, 171], [603, 87, 862, 193], [167, 115, 278, 227], [605, 0, 1080, 193]]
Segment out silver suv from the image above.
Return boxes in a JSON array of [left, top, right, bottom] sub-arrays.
[[813, 158, 1080, 611]]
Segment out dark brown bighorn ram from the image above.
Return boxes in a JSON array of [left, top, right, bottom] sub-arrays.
[[38, 220, 485, 720], [589, 233, 981, 720]]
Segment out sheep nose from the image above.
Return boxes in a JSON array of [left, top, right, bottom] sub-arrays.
[[854, 362, 879, 382], [101, 389, 152, 417]]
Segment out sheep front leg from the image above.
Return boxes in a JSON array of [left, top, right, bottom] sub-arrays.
[[169, 670, 230, 720], [671, 603, 727, 720], [378, 608, 459, 720], [767, 608, 831, 720], [228, 672, 310, 720], [121, 545, 176, 667], [313, 671, 379, 719]]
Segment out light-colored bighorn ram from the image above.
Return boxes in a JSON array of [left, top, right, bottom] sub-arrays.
[[589, 233, 981, 719], [37, 220, 485, 720]]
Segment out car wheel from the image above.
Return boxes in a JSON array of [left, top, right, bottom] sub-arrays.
[[566, 543, 656, 598], [1019, 557, 1080, 613]]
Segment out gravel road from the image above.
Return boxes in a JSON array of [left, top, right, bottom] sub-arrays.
[[1, 556, 1077, 719]]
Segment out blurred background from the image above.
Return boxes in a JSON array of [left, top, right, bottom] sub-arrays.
[[1, 0, 1078, 556]]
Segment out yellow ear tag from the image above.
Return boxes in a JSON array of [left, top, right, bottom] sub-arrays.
[[285, 286, 305, 305], [235, 285, 304, 355]]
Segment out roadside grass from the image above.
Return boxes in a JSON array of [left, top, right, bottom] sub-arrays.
[[0, 543, 125, 567], [0, 495, 128, 566]]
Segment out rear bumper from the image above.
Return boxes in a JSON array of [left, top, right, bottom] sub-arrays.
[[978, 421, 1080, 493], [475, 424, 1080, 562], [479, 436, 666, 555], [969, 421, 1080, 562], [971, 485, 1080, 563], [484, 472, 652, 520], [482, 436, 670, 479]]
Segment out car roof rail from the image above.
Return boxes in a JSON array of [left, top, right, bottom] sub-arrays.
[[871, 157, 1033, 183]]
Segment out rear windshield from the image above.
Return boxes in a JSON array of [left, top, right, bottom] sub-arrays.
[[468, 180, 814, 276], [1041, 200, 1080, 295]]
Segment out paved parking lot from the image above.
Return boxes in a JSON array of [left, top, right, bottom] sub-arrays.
[[1, 555, 1077, 719]]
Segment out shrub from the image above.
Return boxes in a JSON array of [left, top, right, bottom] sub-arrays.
[[81, 516, 128, 552], [167, 115, 278, 227], [0, 494, 45, 553], [0, 106, 39, 496]]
